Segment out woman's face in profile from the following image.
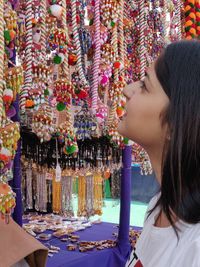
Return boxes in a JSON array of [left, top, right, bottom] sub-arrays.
[[118, 62, 169, 149]]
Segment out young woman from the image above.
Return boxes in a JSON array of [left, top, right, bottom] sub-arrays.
[[118, 40, 200, 267]]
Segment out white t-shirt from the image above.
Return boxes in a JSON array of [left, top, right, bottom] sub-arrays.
[[126, 194, 200, 267]]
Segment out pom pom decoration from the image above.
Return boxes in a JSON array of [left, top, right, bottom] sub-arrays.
[[3, 89, 13, 110], [58, 53, 65, 63], [0, 147, 12, 165], [53, 54, 62, 64], [100, 75, 109, 85], [49, 4, 63, 19], [57, 120, 78, 156], [64, 144, 78, 155], [113, 61, 121, 69], [25, 99, 35, 108], [56, 102, 66, 111]]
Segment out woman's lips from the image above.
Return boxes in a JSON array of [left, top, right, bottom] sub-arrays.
[[123, 109, 127, 117], [119, 111, 127, 121]]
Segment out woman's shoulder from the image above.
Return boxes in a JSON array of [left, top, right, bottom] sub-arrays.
[[143, 193, 160, 224], [147, 192, 160, 210], [175, 229, 200, 266]]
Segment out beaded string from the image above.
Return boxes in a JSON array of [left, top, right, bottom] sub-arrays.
[[20, 0, 33, 112], [40, 0, 47, 61], [177, 0, 183, 40], [139, 0, 146, 80], [118, 0, 125, 80], [61, 175, 74, 216], [77, 174, 86, 216], [52, 173, 62, 213], [112, 25, 119, 82], [25, 165, 33, 209], [195, 0, 200, 37], [85, 173, 94, 217], [38, 169, 47, 212], [0, 0, 4, 126], [107, 25, 119, 127], [184, 0, 196, 39], [93, 172, 103, 215], [91, 0, 101, 111], [71, 0, 89, 89], [162, 0, 168, 40], [62, 0, 69, 80]]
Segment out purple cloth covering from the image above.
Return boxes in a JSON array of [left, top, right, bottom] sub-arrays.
[[39, 222, 140, 267], [11, 94, 23, 226], [118, 146, 132, 258]]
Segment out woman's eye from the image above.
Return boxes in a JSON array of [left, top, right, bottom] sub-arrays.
[[140, 80, 148, 92]]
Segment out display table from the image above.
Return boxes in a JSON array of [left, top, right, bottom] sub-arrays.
[[35, 222, 140, 267]]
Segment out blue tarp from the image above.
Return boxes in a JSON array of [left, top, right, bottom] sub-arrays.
[[131, 165, 160, 203]]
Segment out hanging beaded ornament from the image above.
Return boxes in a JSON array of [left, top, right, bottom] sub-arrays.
[[48, 29, 68, 51], [57, 116, 78, 156], [36, 169, 47, 212], [5, 66, 23, 98], [71, 72, 88, 100], [0, 182, 16, 223], [46, 16, 57, 35], [106, 117, 124, 148], [26, 88, 45, 109], [101, 0, 120, 28], [99, 63, 112, 88], [61, 171, 74, 217], [0, 120, 20, 167], [85, 171, 94, 217], [54, 79, 74, 111], [74, 105, 99, 140], [93, 171, 103, 215], [96, 100, 108, 129], [32, 64, 51, 82], [32, 104, 55, 142], [139, 150, 153, 175]]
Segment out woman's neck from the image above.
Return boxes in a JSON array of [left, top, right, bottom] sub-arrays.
[[146, 147, 162, 184], [155, 210, 171, 227], [146, 147, 178, 228]]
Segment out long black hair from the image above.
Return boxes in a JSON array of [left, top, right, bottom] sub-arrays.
[[153, 40, 200, 230]]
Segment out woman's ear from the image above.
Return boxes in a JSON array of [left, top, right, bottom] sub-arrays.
[[166, 126, 171, 141]]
